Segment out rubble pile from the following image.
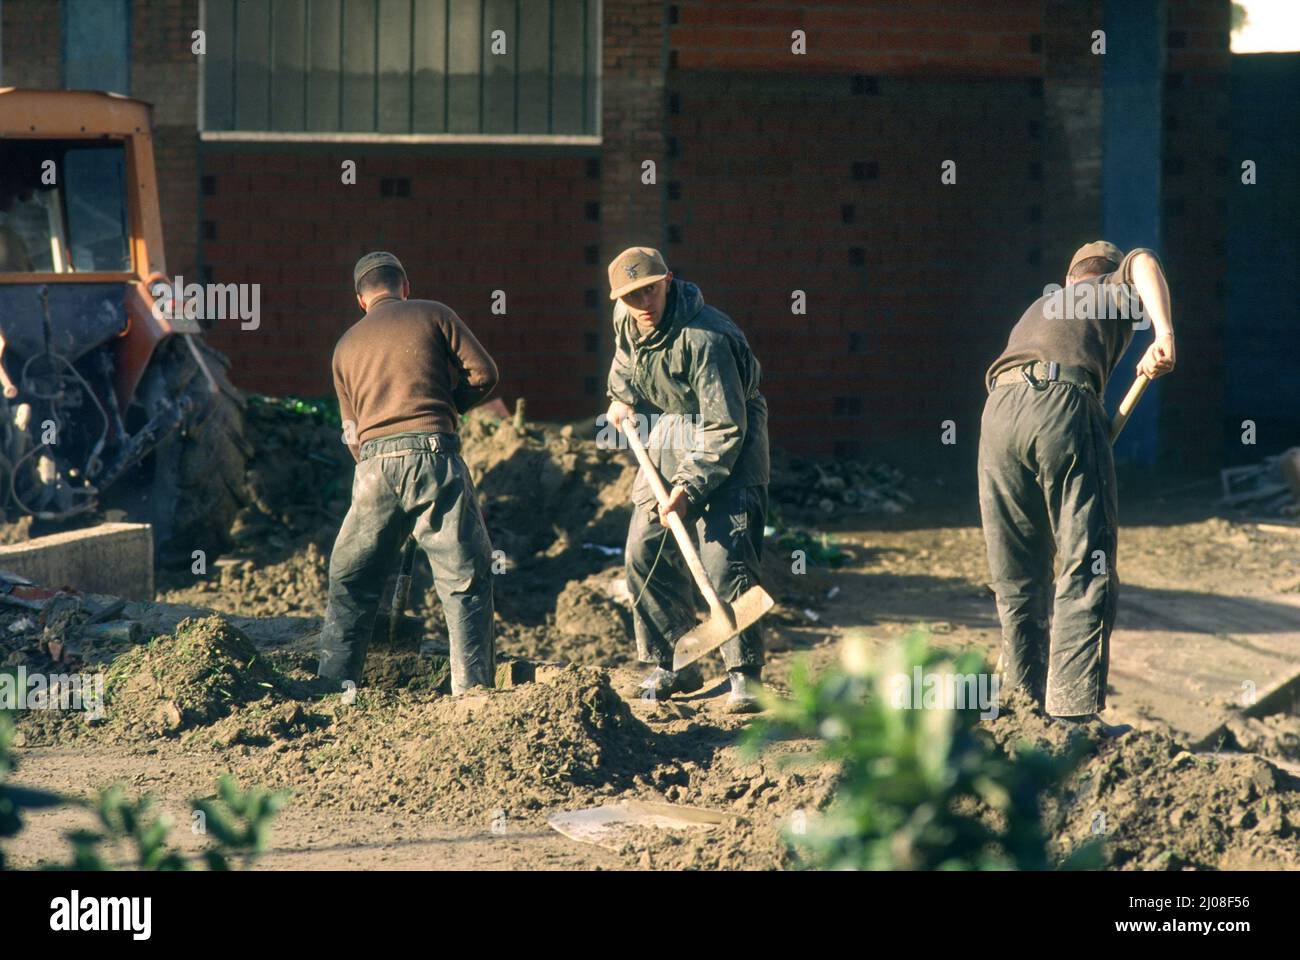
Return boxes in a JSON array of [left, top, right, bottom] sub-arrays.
[[235, 395, 354, 548], [1220, 447, 1300, 517], [769, 449, 912, 521]]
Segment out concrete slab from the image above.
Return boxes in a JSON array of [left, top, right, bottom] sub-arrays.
[[1107, 588, 1300, 745], [0, 523, 154, 600]]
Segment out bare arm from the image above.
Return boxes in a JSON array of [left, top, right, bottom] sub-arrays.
[[1130, 251, 1175, 378]]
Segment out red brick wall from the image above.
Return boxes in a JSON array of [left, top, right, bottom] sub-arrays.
[[665, 69, 1050, 460], [0, 0, 62, 90], [199, 148, 602, 418], [664, 1, 1056, 459], [670, 0, 1044, 74]]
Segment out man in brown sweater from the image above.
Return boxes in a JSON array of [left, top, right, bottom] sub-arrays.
[[318, 251, 499, 694]]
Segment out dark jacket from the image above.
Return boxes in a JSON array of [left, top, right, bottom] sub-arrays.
[[608, 279, 769, 507]]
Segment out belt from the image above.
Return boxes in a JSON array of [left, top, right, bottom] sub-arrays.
[[988, 361, 1098, 395], [358, 432, 460, 461]]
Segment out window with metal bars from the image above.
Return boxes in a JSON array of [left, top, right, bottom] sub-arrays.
[[201, 0, 599, 137]]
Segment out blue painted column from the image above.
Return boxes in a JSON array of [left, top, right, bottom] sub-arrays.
[[1102, 0, 1165, 465], [63, 0, 131, 94]]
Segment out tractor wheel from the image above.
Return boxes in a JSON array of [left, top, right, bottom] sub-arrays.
[[141, 335, 251, 565]]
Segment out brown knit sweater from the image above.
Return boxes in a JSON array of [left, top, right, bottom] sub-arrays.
[[331, 295, 498, 461]]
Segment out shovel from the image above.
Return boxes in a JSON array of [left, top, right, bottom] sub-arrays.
[[1110, 373, 1150, 442], [622, 420, 774, 671], [388, 536, 418, 645]]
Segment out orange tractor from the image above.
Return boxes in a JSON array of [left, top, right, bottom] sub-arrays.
[[0, 89, 247, 561]]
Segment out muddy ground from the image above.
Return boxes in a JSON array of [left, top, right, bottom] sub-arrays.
[[4, 404, 1299, 870]]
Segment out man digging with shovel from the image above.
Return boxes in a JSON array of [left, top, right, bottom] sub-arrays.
[[603, 247, 772, 713], [978, 241, 1176, 732], [317, 252, 499, 696]]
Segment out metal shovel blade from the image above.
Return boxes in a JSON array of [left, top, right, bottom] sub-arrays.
[[671, 584, 775, 671]]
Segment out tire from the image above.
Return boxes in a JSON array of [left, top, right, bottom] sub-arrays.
[[142, 335, 252, 565]]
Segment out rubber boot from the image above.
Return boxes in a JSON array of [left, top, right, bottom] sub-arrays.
[[638, 662, 703, 701], [1053, 713, 1132, 739], [724, 667, 763, 714]]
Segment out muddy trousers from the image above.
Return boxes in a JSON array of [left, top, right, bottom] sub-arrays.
[[977, 381, 1118, 717], [625, 484, 767, 673], [317, 432, 495, 695]]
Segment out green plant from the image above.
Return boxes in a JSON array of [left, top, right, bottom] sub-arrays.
[[744, 629, 1101, 870], [190, 775, 289, 870], [1, 713, 288, 870]]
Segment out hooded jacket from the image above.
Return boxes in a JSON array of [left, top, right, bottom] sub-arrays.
[[607, 279, 769, 508]]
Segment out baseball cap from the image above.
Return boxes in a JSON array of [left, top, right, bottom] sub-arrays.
[[608, 246, 669, 300], [353, 251, 407, 292], [1068, 241, 1124, 276]]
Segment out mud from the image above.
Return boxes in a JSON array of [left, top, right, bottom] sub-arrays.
[[239, 665, 690, 825], [983, 691, 1300, 870]]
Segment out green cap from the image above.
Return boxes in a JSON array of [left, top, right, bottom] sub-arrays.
[[1069, 241, 1123, 275], [353, 251, 407, 292], [608, 246, 669, 300]]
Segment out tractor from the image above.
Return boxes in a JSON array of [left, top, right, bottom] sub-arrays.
[[0, 88, 248, 562]]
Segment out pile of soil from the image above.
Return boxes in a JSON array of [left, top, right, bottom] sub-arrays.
[[164, 543, 330, 619], [100, 615, 294, 739], [244, 666, 683, 824], [616, 743, 842, 870], [459, 413, 634, 562], [984, 693, 1300, 870], [1221, 714, 1300, 764], [239, 396, 353, 544]]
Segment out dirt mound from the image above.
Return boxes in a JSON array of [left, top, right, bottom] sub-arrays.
[[619, 744, 841, 870], [245, 666, 682, 824], [161, 542, 330, 619], [1222, 714, 1300, 764], [460, 412, 634, 562], [984, 693, 1300, 870], [101, 615, 292, 739], [240, 396, 353, 541]]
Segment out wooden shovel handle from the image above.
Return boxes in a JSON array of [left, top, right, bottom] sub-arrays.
[[1110, 373, 1150, 443], [621, 419, 730, 621]]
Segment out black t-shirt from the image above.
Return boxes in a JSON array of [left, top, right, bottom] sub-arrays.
[[987, 248, 1159, 394]]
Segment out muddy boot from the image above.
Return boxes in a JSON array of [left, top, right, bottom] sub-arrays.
[[637, 663, 703, 701], [724, 668, 763, 714], [1053, 713, 1132, 739]]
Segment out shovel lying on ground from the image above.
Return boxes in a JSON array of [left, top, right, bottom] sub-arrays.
[[1110, 373, 1150, 442], [621, 420, 774, 671]]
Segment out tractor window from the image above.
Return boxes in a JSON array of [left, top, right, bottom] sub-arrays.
[[0, 140, 131, 274], [62, 145, 130, 272]]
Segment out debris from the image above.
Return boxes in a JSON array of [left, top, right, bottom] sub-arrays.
[[1221, 448, 1300, 515], [770, 449, 911, 520], [548, 800, 744, 851]]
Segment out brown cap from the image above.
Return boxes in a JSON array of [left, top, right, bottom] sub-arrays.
[[1068, 241, 1123, 275], [353, 251, 407, 292], [608, 246, 669, 300]]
